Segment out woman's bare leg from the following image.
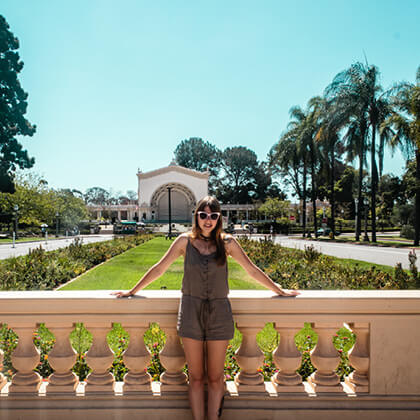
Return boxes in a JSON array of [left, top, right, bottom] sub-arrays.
[[206, 340, 229, 420], [182, 337, 205, 420]]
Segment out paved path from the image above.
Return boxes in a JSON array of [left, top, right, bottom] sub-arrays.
[[0, 235, 114, 260], [271, 235, 416, 270]]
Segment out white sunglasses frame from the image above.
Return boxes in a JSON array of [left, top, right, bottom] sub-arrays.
[[197, 211, 221, 221]]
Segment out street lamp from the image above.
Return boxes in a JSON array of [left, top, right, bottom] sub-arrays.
[[355, 198, 359, 241], [363, 198, 369, 242], [13, 204, 19, 239], [167, 186, 172, 239], [55, 212, 59, 237]]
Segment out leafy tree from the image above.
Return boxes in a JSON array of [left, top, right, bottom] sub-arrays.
[[326, 62, 391, 242], [174, 137, 221, 194], [258, 197, 290, 219], [218, 146, 259, 203], [0, 173, 88, 230], [84, 187, 110, 205], [383, 67, 420, 243], [54, 189, 90, 230], [0, 15, 36, 193]]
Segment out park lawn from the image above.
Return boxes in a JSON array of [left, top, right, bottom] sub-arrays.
[[60, 236, 264, 291]]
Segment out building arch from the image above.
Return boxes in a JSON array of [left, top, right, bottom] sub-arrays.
[[150, 183, 196, 222]]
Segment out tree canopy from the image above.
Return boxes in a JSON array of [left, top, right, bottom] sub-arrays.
[[0, 15, 36, 193]]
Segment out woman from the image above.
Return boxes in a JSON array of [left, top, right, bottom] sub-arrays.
[[112, 196, 299, 420]]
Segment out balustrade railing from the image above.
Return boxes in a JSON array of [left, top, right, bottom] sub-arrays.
[[1, 290, 420, 419]]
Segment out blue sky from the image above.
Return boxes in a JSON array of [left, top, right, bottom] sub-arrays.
[[2, 0, 419, 195]]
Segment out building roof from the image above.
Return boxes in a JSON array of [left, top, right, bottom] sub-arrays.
[[137, 164, 209, 180]]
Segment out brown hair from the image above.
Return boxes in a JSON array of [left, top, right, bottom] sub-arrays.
[[191, 196, 226, 265]]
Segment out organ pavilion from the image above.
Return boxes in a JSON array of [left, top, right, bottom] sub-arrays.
[[88, 161, 257, 224]]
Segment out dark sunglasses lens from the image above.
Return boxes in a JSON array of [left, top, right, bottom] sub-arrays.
[[210, 213, 219, 220], [199, 213, 207, 220]]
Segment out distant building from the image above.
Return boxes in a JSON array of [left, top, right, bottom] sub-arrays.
[[88, 162, 209, 223]]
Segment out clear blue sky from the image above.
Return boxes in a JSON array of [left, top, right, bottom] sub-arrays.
[[2, 0, 419, 195]]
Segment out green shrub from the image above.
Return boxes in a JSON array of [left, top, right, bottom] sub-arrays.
[[0, 234, 153, 291], [400, 224, 415, 239]]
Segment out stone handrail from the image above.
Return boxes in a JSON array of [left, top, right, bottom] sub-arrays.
[[1, 290, 420, 419]]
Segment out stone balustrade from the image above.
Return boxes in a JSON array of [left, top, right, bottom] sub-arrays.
[[1, 290, 420, 420]]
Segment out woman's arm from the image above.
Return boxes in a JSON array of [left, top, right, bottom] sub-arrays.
[[111, 235, 188, 298], [225, 236, 300, 297]]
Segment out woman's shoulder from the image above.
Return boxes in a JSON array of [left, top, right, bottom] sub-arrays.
[[178, 232, 191, 241], [222, 233, 234, 244]]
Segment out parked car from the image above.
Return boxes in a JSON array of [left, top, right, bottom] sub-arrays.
[[316, 227, 340, 236]]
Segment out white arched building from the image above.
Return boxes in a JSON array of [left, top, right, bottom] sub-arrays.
[[88, 162, 259, 224], [137, 164, 209, 222], [88, 163, 209, 223]]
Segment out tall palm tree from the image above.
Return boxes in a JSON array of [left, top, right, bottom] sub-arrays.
[[288, 106, 310, 237], [382, 66, 420, 245], [314, 98, 347, 239], [269, 128, 306, 234], [326, 62, 390, 242], [289, 97, 324, 237]]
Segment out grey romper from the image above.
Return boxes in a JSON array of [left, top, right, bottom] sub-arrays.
[[177, 237, 235, 341]]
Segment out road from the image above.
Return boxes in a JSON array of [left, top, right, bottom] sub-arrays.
[[0, 235, 114, 260], [270, 235, 416, 270]]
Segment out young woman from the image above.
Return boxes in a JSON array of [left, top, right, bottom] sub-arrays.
[[112, 196, 299, 420]]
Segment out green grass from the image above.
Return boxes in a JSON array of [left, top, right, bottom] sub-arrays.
[[60, 237, 264, 290]]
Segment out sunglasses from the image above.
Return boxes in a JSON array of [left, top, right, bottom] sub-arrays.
[[197, 211, 220, 221]]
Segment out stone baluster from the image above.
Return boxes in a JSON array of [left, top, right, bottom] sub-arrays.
[[308, 323, 342, 392], [122, 325, 152, 393], [272, 324, 303, 391], [159, 326, 188, 392], [346, 322, 369, 393], [46, 324, 78, 393], [0, 347, 6, 391], [234, 325, 265, 392], [84, 323, 115, 394], [8, 324, 42, 394]]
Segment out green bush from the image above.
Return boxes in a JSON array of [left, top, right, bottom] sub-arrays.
[[400, 224, 415, 239], [238, 237, 418, 290], [0, 234, 153, 291]]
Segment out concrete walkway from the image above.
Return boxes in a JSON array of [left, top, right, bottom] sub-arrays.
[[0, 235, 114, 260], [271, 235, 415, 270]]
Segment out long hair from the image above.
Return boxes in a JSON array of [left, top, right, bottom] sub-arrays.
[[191, 196, 226, 265]]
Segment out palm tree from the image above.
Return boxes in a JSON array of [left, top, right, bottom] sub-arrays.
[[287, 106, 310, 237], [326, 62, 390, 242], [314, 98, 347, 239], [382, 66, 420, 245], [268, 129, 306, 234]]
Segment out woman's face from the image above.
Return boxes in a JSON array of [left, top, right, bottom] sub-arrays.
[[197, 205, 219, 237]]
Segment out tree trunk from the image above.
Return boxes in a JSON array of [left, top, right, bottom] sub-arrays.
[[415, 149, 420, 246], [356, 122, 367, 242], [310, 145, 318, 237], [330, 147, 335, 239], [371, 125, 377, 242], [302, 163, 307, 238]]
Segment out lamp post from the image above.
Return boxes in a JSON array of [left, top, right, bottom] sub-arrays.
[[167, 186, 172, 239], [55, 212, 59, 237], [13, 204, 19, 240], [355, 198, 359, 241], [363, 198, 369, 242]]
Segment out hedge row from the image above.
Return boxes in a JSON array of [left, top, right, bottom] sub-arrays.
[[0, 234, 153, 291], [238, 237, 420, 290]]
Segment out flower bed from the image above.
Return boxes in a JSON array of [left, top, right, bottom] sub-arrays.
[[0, 234, 153, 291], [238, 237, 420, 289]]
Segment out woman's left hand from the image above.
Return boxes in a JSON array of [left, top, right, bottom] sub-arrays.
[[277, 289, 300, 297]]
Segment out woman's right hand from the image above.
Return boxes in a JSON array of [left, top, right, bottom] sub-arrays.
[[110, 291, 133, 298]]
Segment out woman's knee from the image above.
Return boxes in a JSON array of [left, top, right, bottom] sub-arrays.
[[188, 371, 205, 386], [207, 371, 224, 386]]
